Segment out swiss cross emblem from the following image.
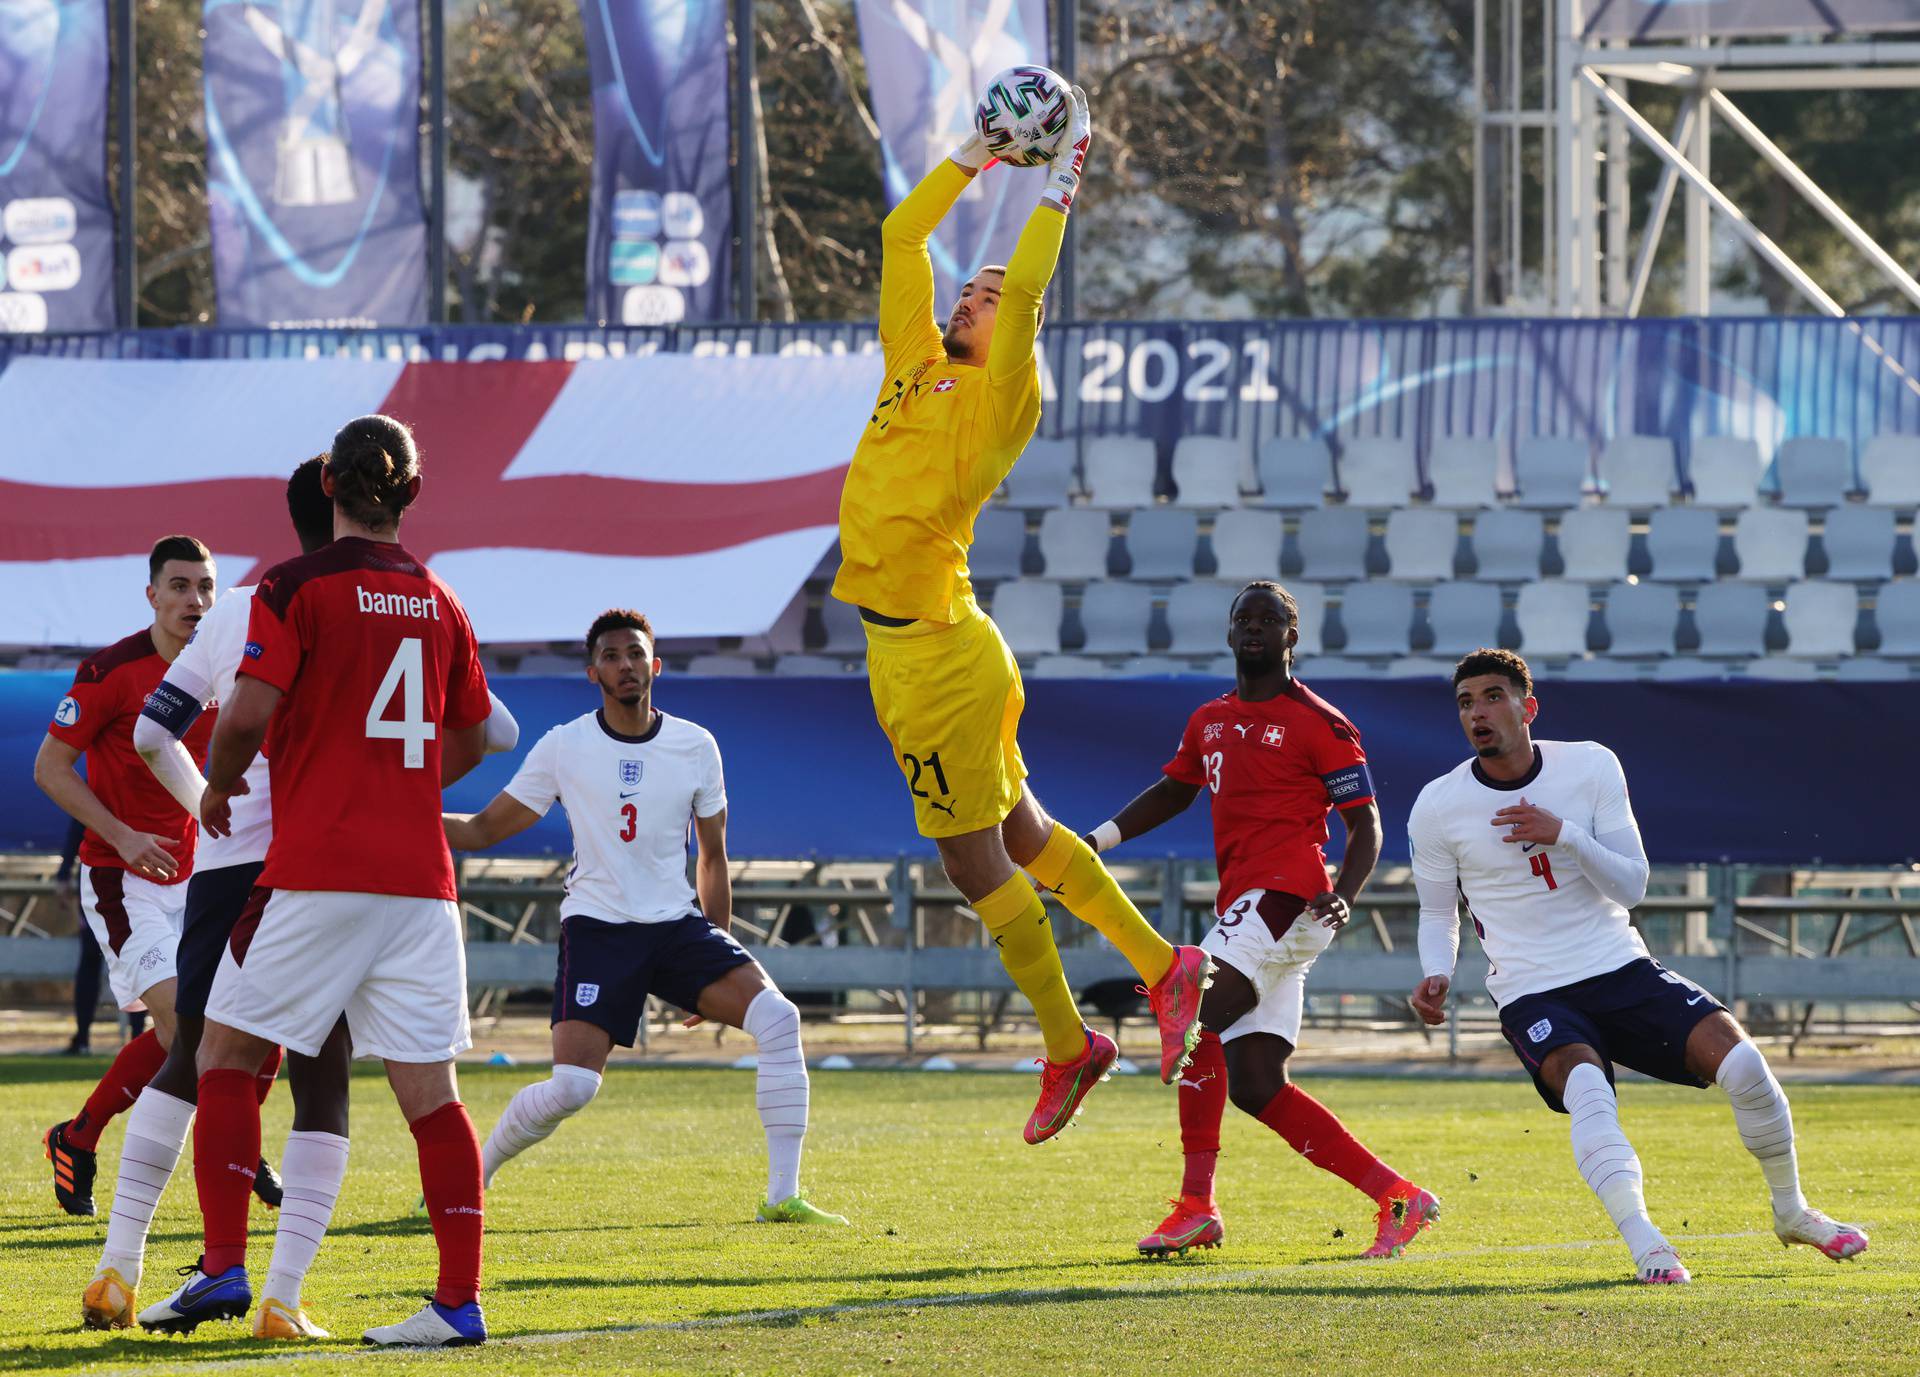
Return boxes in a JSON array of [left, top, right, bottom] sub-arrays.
[[933, 378, 957, 393], [1261, 725, 1286, 747]]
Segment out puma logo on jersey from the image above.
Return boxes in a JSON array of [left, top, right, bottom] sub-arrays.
[[1232, 723, 1253, 738], [928, 799, 957, 818]]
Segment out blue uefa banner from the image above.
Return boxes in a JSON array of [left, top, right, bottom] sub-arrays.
[[853, 0, 1052, 310], [0, 0, 115, 333], [202, 0, 428, 327], [578, 0, 734, 325]]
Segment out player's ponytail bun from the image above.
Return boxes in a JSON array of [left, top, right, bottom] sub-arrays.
[[327, 415, 420, 532]]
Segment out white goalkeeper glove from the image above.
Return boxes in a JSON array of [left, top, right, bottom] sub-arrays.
[[949, 129, 995, 175], [1040, 85, 1091, 212]]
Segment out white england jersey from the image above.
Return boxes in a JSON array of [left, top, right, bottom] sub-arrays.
[[162, 585, 273, 869], [1408, 739, 1648, 1006], [504, 709, 726, 924]]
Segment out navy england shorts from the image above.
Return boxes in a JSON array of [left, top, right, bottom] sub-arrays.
[[1498, 958, 1728, 1113], [552, 913, 756, 1047], [174, 861, 267, 1019]]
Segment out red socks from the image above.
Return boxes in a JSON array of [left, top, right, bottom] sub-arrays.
[[412, 1102, 485, 1308], [193, 1068, 262, 1274], [1257, 1084, 1405, 1203], [1177, 1029, 1228, 1203], [254, 1044, 283, 1106], [67, 1028, 168, 1151]]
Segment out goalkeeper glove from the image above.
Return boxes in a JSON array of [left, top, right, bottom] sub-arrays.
[[1040, 85, 1091, 212], [949, 129, 995, 175]]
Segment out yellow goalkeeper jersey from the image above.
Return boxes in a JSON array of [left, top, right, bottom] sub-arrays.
[[831, 160, 1067, 624]]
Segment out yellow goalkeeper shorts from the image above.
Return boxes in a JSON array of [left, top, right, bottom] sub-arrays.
[[861, 602, 1028, 838]]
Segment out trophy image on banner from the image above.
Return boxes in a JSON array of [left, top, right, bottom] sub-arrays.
[[240, 0, 386, 207]]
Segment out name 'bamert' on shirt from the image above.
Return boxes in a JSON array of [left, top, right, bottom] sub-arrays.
[[356, 586, 442, 620]]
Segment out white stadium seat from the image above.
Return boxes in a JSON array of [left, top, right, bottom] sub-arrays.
[[1692, 583, 1770, 658], [1598, 435, 1678, 508], [1037, 508, 1112, 580], [687, 654, 758, 676], [1426, 438, 1502, 507], [1253, 437, 1335, 508], [1516, 581, 1593, 658], [1426, 582, 1503, 657], [1602, 582, 1680, 657], [773, 654, 852, 677], [1336, 438, 1418, 508], [819, 597, 866, 654], [1001, 438, 1077, 507], [1555, 507, 1631, 582], [1512, 437, 1589, 509], [1295, 507, 1370, 581], [1082, 436, 1159, 508], [1208, 509, 1284, 581], [968, 507, 1028, 582], [1773, 436, 1853, 508], [1169, 436, 1245, 508], [1741, 657, 1820, 681], [1876, 581, 1920, 657], [1123, 507, 1200, 580], [1820, 505, 1897, 581], [1337, 584, 1415, 656], [1166, 580, 1238, 656], [1644, 507, 1722, 582], [1383, 508, 1458, 581], [1030, 654, 1110, 679], [1732, 507, 1809, 582], [1781, 581, 1859, 659], [991, 580, 1064, 656], [1077, 581, 1153, 655], [1688, 436, 1765, 508], [1469, 508, 1545, 581], [1860, 434, 1920, 507]]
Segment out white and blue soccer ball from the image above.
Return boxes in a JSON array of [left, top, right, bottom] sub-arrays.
[[973, 64, 1072, 168]]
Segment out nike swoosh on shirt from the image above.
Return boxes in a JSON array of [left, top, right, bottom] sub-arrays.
[[1685, 993, 1708, 1005], [619, 791, 640, 799]]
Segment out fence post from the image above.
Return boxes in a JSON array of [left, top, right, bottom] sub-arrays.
[[1716, 862, 1738, 1007], [1158, 856, 1180, 940], [892, 853, 915, 1053]]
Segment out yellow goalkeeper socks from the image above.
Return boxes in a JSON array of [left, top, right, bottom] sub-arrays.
[[1024, 823, 1175, 986], [974, 870, 1086, 1063]]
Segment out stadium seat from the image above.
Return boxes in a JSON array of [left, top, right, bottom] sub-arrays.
[[1002, 439, 1077, 507], [514, 652, 583, 675], [1876, 581, 1920, 657], [1383, 508, 1459, 581], [1732, 507, 1810, 581], [1201, 654, 1238, 678], [1781, 581, 1859, 658], [1123, 507, 1200, 579], [1336, 438, 1417, 507], [1860, 435, 1920, 507], [1644, 507, 1723, 582], [1602, 582, 1680, 657], [1037, 508, 1113, 580], [1512, 437, 1589, 509], [1337, 584, 1415, 656], [1169, 436, 1245, 507], [1836, 657, 1911, 681], [990, 580, 1063, 656], [1166, 580, 1239, 656], [1426, 438, 1502, 507], [1114, 657, 1176, 678], [1426, 582, 1503, 657], [1082, 437, 1159, 508], [1597, 435, 1678, 508], [1560, 658, 1645, 681], [1820, 505, 1897, 581], [1295, 508, 1370, 581], [773, 654, 853, 676], [1516, 581, 1593, 658], [1383, 658, 1453, 680], [1285, 582, 1329, 656], [1655, 658, 1726, 681], [1688, 436, 1765, 508], [1030, 654, 1110, 679], [969, 507, 1029, 582], [687, 654, 759, 676], [819, 597, 866, 655], [1693, 583, 1770, 658], [1208, 508, 1285, 581], [1295, 657, 1372, 678], [1773, 436, 1853, 508], [1741, 657, 1820, 681], [1078, 581, 1153, 655], [1555, 507, 1631, 582], [1253, 437, 1335, 508], [1468, 508, 1545, 581]]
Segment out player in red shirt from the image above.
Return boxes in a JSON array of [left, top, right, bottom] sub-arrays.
[[1081, 582, 1437, 1260], [34, 537, 220, 1217], [139, 416, 497, 1348]]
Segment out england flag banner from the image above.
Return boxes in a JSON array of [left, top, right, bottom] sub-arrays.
[[579, 0, 734, 326], [202, 0, 429, 327], [0, 0, 115, 332], [853, 0, 1052, 309], [0, 351, 882, 645]]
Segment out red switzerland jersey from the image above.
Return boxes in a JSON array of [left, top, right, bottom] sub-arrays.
[[47, 629, 214, 882], [1164, 681, 1376, 914], [240, 538, 491, 900]]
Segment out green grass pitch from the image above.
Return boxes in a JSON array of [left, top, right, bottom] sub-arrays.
[[1, 1055, 1913, 1375]]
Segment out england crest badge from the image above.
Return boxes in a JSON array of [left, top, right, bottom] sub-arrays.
[[575, 983, 601, 1008], [619, 759, 643, 787]]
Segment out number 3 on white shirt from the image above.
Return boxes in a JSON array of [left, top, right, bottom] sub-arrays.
[[365, 636, 436, 769]]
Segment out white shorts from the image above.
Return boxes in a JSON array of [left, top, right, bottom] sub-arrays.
[[79, 864, 186, 1011], [204, 889, 471, 1063], [1199, 889, 1337, 1046]]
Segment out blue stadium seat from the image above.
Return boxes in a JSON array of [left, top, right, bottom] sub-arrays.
[[1426, 582, 1502, 657], [1602, 582, 1680, 657], [1295, 508, 1370, 581], [1383, 508, 1458, 581], [1037, 508, 1113, 580], [1732, 507, 1809, 581], [1876, 581, 1920, 657], [1169, 436, 1246, 508], [1337, 584, 1415, 656], [1516, 581, 1593, 658], [1688, 436, 1764, 508], [1820, 505, 1896, 581], [1253, 437, 1335, 508], [1693, 583, 1770, 658], [990, 580, 1064, 656], [1122, 507, 1200, 579], [1781, 581, 1859, 658], [1555, 507, 1630, 582], [968, 507, 1029, 582], [1336, 439, 1418, 508], [1861, 435, 1920, 508], [1208, 509, 1285, 581], [1468, 508, 1545, 581], [1426, 438, 1502, 507], [1082, 437, 1159, 508], [1644, 507, 1722, 582], [1512, 438, 1589, 509], [1773, 437, 1853, 509], [1078, 581, 1153, 655], [1598, 435, 1678, 508], [1001, 439, 1078, 507]]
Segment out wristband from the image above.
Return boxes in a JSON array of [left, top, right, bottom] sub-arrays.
[[1090, 820, 1122, 853]]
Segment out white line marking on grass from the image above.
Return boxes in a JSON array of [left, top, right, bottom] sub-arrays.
[[79, 1231, 1769, 1375]]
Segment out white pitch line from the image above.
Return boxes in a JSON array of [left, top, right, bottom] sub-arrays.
[[79, 1231, 1769, 1376]]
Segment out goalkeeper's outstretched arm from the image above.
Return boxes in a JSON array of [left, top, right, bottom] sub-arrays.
[[987, 85, 1091, 386], [877, 131, 995, 355]]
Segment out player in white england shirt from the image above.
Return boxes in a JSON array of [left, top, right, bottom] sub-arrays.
[[1406, 649, 1867, 1285], [443, 609, 846, 1226]]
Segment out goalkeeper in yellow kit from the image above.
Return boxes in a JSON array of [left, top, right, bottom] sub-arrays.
[[833, 84, 1212, 1143]]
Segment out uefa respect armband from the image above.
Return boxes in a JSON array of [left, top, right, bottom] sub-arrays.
[[1321, 763, 1375, 808], [140, 681, 203, 739]]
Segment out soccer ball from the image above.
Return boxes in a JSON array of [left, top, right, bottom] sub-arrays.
[[973, 65, 1071, 168]]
